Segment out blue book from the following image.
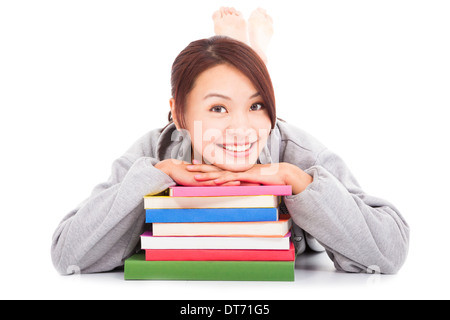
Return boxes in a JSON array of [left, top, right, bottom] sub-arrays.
[[145, 207, 279, 223]]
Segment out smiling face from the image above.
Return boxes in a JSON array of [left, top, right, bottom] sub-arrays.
[[170, 63, 272, 172]]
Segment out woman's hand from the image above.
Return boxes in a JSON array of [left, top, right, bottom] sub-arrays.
[[189, 162, 313, 194], [185, 159, 261, 186], [155, 159, 241, 186]]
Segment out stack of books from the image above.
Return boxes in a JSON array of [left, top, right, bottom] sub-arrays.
[[124, 185, 296, 281]]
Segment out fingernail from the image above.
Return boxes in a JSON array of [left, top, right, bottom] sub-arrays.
[[186, 165, 194, 169]]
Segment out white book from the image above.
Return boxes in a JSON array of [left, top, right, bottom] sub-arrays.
[[140, 231, 291, 250], [152, 216, 292, 237], [144, 194, 279, 209]]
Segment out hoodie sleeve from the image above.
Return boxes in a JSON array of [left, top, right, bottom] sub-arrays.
[[51, 135, 176, 275], [283, 148, 410, 274]]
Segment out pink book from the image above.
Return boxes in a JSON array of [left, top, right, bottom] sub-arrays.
[[168, 185, 292, 197]]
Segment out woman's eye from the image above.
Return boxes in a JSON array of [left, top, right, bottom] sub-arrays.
[[250, 103, 264, 111], [210, 105, 227, 113]]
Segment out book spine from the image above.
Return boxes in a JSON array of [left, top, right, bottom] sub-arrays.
[[169, 185, 292, 197], [145, 242, 296, 261], [125, 253, 295, 281], [140, 232, 291, 250], [144, 195, 278, 209], [146, 207, 278, 223]]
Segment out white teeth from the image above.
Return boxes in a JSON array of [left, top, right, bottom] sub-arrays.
[[222, 143, 252, 152]]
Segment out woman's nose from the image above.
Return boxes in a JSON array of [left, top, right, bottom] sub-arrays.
[[228, 111, 251, 129], [224, 115, 256, 142]]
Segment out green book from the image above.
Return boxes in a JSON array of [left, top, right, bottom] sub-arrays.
[[124, 253, 295, 281]]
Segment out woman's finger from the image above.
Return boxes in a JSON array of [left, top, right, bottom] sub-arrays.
[[196, 179, 240, 186], [186, 164, 222, 173], [214, 172, 269, 185], [193, 171, 224, 181], [213, 172, 241, 184]]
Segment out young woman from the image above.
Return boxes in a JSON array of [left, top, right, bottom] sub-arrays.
[[51, 8, 409, 275]]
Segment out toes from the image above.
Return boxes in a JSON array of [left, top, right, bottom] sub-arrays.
[[249, 8, 261, 20], [222, 7, 239, 16], [249, 7, 273, 23], [252, 7, 266, 16], [229, 7, 240, 16], [215, 7, 232, 19], [212, 10, 221, 20], [260, 8, 273, 22], [221, 7, 230, 16], [216, 7, 243, 18]]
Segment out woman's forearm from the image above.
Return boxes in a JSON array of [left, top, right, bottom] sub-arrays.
[[51, 156, 175, 274], [281, 162, 313, 195]]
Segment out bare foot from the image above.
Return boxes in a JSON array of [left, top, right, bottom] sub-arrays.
[[212, 7, 248, 45], [248, 8, 274, 64]]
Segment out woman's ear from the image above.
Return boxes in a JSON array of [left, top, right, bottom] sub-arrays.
[[169, 98, 181, 130]]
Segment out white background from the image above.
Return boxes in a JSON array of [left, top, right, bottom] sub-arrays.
[[1, 0, 449, 300]]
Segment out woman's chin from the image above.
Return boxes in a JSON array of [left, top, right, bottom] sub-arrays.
[[210, 161, 256, 173]]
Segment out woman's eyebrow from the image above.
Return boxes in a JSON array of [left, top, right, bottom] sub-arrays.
[[204, 93, 231, 100], [203, 92, 261, 100]]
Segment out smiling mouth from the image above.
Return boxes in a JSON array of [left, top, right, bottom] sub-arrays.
[[216, 142, 256, 152]]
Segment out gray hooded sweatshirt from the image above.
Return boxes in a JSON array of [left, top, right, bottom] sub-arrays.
[[51, 120, 409, 275]]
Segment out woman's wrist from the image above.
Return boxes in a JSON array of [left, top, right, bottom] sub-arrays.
[[281, 162, 313, 195], [154, 159, 173, 178]]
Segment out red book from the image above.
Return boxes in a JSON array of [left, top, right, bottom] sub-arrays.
[[145, 242, 296, 261]]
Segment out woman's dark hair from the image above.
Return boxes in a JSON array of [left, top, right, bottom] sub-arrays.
[[167, 35, 278, 130]]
